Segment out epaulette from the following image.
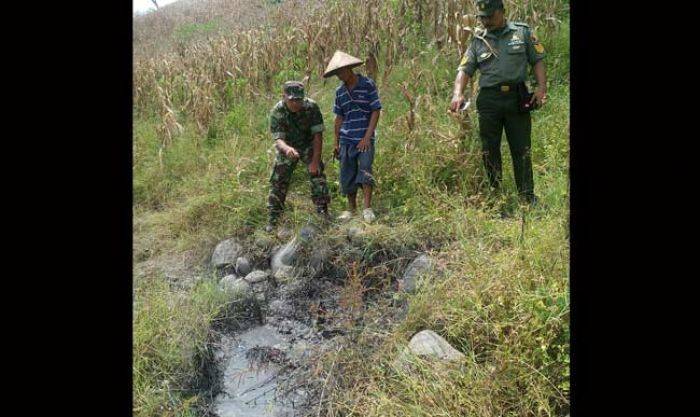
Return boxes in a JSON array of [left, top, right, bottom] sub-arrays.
[[512, 21, 530, 28]]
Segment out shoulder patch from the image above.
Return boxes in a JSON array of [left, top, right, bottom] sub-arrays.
[[459, 53, 469, 67], [528, 29, 544, 54]]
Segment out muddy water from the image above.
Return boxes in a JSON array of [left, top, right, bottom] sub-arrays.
[[213, 317, 320, 416], [215, 325, 304, 417], [211, 234, 368, 417]]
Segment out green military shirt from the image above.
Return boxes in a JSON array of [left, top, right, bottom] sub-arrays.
[[457, 21, 545, 87], [269, 98, 325, 150]]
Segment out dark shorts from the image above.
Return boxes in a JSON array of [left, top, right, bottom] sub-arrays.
[[339, 142, 375, 195]]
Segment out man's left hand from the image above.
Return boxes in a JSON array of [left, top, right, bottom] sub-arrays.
[[357, 137, 371, 152], [308, 160, 320, 176], [530, 88, 547, 108]]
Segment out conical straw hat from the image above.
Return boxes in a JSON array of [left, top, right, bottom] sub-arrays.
[[323, 50, 364, 78]]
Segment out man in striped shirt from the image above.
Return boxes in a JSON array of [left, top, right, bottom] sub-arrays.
[[324, 51, 382, 223]]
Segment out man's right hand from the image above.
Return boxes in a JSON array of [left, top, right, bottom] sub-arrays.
[[284, 146, 300, 160], [450, 94, 465, 113]]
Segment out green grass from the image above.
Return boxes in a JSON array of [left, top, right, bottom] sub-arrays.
[[133, 278, 228, 417], [174, 19, 221, 43], [133, 13, 570, 417], [317, 209, 569, 416]]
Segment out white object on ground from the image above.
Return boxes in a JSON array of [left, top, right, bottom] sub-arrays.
[[362, 208, 376, 223], [407, 330, 465, 362]]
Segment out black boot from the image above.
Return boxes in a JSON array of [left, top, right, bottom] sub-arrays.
[[265, 216, 278, 233], [524, 194, 539, 207], [316, 205, 331, 224]]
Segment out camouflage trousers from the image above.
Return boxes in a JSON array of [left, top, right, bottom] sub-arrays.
[[267, 147, 330, 223]]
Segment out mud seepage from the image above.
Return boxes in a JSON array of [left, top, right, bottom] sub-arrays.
[[214, 325, 307, 417], [210, 271, 346, 416], [202, 226, 443, 417]]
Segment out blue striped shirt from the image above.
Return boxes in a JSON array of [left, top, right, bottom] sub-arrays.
[[332, 75, 382, 144]]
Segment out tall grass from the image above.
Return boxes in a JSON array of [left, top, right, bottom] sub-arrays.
[[133, 1, 570, 416], [133, 278, 229, 417], [133, 0, 568, 142]]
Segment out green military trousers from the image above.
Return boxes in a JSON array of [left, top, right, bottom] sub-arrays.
[[476, 87, 535, 202], [267, 146, 330, 223]]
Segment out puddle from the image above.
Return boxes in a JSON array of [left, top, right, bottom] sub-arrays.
[[215, 325, 304, 417], [208, 234, 423, 417], [214, 290, 325, 417]]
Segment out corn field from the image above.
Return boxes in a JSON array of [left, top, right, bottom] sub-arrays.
[[134, 0, 568, 143]]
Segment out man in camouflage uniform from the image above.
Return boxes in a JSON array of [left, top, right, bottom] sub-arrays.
[[266, 81, 330, 232], [450, 0, 547, 206]]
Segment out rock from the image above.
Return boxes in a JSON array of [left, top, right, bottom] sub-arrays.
[[244, 270, 269, 284], [219, 275, 252, 297], [407, 330, 465, 362], [211, 238, 243, 268], [402, 253, 434, 293], [299, 224, 320, 242], [219, 274, 237, 285], [235, 257, 252, 276], [271, 237, 299, 273]]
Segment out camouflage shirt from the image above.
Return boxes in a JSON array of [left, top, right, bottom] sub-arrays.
[[269, 98, 325, 150], [457, 21, 545, 87]]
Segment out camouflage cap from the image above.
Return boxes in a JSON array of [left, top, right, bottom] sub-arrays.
[[283, 81, 305, 100], [475, 0, 504, 17]]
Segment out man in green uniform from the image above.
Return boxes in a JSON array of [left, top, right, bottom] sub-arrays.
[[266, 81, 330, 232], [450, 0, 547, 205]]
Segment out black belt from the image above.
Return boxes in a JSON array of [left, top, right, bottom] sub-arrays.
[[481, 82, 519, 92]]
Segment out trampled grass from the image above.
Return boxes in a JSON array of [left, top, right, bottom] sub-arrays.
[[133, 1, 570, 416]]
